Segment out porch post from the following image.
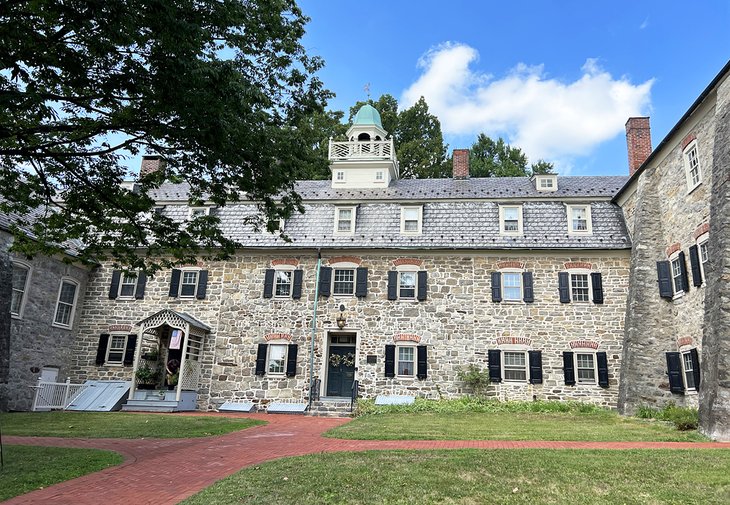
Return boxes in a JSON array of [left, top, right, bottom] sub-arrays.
[[175, 323, 189, 402], [130, 326, 144, 397]]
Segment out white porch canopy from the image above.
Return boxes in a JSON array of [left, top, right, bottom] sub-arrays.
[[130, 309, 211, 402]]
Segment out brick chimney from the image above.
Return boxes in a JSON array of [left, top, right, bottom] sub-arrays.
[[625, 117, 652, 176], [140, 155, 165, 177], [453, 149, 470, 179]]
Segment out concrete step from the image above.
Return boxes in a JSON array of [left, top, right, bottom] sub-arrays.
[[307, 399, 355, 417], [122, 399, 181, 413]]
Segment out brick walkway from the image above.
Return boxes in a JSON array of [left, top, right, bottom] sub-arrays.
[[4, 412, 729, 505]]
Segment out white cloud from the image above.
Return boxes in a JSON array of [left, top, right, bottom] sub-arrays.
[[401, 43, 654, 164]]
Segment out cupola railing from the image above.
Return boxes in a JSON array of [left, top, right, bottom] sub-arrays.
[[328, 138, 396, 161]]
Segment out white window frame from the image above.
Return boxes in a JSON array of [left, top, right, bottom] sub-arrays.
[[52, 278, 79, 328], [375, 170, 384, 182], [681, 350, 697, 391], [334, 170, 346, 183], [331, 262, 357, 297], [566, 269, 591, 303], [273, 266, 295, 298], [188, 206, 210, 219], [501, 269, 523, 302], [697, 233, 709, 284], [499, 205, 523, 235], [117, 272, 141, 299], [574, 352, 597, 384], [10, 260, 31, 319], [566, 204, 592, 235], [178, 268, 200, 298], [267, 342, 288, 375], [683, 140, 702, 193], [396, 344, 416, 378], [106, 334, 129, 366], [334, 206, 356, 235], [535, 175, 558, 192], [396, 267, 418, 300], [668, 251, 684, 299], [400, 206, 423, 235], [502, 350, 528, 382]]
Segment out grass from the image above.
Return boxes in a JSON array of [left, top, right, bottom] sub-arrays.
[[182, 449, 730, 504], [324, 399, 707, 442], [0, 411, 265, 438], [0, 445, 123, 501]]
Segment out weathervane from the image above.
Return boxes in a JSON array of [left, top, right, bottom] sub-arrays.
[[364, 82, 371, 100]]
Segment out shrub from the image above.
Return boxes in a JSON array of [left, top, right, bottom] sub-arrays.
[[635, 403, 698, 431], [456, 364, 490, 397], [355, 398, 607, 417]]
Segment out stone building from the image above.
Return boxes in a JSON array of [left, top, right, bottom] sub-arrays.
[[615, 60, 730, 441], [0, 214, 90, 411], [68, 105, 632, 412]]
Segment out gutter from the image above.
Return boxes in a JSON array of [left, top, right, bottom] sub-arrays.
[[307, 249, 322, 411]]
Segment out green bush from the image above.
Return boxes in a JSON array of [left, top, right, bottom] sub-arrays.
[[456, 364, 490, 397], [635, 403, 698, 431], [355, 398, 607, 417]]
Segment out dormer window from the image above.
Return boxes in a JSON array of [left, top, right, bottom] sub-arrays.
[[335, 206, 356, 234], [189, 207, 210, 218], [400, 206, 423, 234], [499, 205, 523, 235], [535, 175, 558, 192], [566, 204, 592, 234]]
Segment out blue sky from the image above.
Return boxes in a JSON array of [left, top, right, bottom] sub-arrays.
[[299, 0, 730, 176]]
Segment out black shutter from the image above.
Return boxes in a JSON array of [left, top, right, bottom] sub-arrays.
[[355, 267, 368, 298], [135, 272, 147, 299], [196, 270, 208, 299], [123, 334, 137, 366], [558, 272, 570, 303], [528, 350, 543, 384], [285, 344, 298, 377], [95, 334, 110, 366], [169, 269, 181, 297], [491, 272, 502, 302], [109, 270, 121, 299], [596, 351, 609, 387], [255, 344, 268, 376], [387, 271, 398, 300], [384, 344, 395, 378], [689, 245, 703, 287], [656, 261, 673, 299], [678, 251, 689, 293], [292, 270, 303, 300], [690, 348, 701, 390], [563, 351, 576, 385], [523, 272, 534, 303], [591, 272, 604, 304], [417, 345, 428, 380], [263, 269, 275, 298], [417, 271, 428, 301], [666, 352, 684, 393], [318, 266, 332, 297], [488, 349, 502, 383]]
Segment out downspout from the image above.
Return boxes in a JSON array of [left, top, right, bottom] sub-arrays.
[[308, 249, 322, 411]]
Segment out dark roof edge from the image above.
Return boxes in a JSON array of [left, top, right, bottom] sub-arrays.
[[613, 59, 730, 203]]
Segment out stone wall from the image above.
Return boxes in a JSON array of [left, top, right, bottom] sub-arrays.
[[1, 231, 90, 411], [71, 250, 630, 411], [0, 233, 12, 411]]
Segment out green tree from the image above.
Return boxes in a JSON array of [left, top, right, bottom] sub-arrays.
[[0, 0, 330, 272], [469, 134, 554, 177], [292, 109, 347, 180]]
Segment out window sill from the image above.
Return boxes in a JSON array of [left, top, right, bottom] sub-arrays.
[[395, 375, 416, 380], [672, 292, 685, 301], [11, 313, 22, 320], [52, 322, 72, 330], [568, 231, 593, 236], [686, 182, 702, 195]]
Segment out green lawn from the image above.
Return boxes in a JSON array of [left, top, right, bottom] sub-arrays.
[[182, 449, 730, 505], [0, 445, 123, 501], [326, 411, 707, 442], [0, 411, 265, 438]]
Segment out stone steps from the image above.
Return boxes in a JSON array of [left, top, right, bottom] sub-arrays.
[[307, 398, 355, 417]]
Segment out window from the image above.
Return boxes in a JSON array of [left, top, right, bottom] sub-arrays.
[[333, 268, 355, 295], [267, 344, 287, 374], [682, 351, 696, 390], [53, 279, 78, 327], [11, 262, 30, 317], [670, 255, 683, 295], [398, 271, 416, 299], [273, 270, 292, 297], [570, 273, 590, 302], [106, 335, 128, 365], [401, 206, 422, 234], [188, 207, 209, 219], [575, 353, 596, 383], [503, 351, 527, 381], [335, 170, 345, 182], [502, 272, 522, 301], [180, 270, 199, 297], [375, 171, 384, 181], [118, 273, 138, 298], [698, 236, 709, 281], [684, 141, 702, 191], [397, 346, 415, 376], [499, 206, 523, 235], [334, 207, 356, 234], [567, 205, 591, 234], [535, 175, 557, 192]]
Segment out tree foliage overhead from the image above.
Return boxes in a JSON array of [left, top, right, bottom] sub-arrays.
[[469, 134, 554, 178], [0, 0, 331, 272]]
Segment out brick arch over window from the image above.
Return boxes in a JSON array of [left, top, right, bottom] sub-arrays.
[[394, 333, 422, 343], [393, 258, 423, 267], [327, 256, 362, 266], [264, 333, 293, 342], [271, 258, 299, 267]]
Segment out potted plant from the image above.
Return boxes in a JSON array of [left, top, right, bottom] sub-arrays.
[[135, 363, 159, 389], [142, 348, 159, 361]]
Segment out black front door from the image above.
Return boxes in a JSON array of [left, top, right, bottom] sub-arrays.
[[326, 346, 355, 397]]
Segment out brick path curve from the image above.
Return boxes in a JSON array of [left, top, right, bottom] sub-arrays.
[[4, 412, 729, 505]]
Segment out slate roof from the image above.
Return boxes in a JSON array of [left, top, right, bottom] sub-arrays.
[[0, 200, 84, 257], [156, 176, 631, 250]]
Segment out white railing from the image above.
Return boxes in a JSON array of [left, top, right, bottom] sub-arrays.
[[328, 139, 395, 161], [31, 377, 86, 411]]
